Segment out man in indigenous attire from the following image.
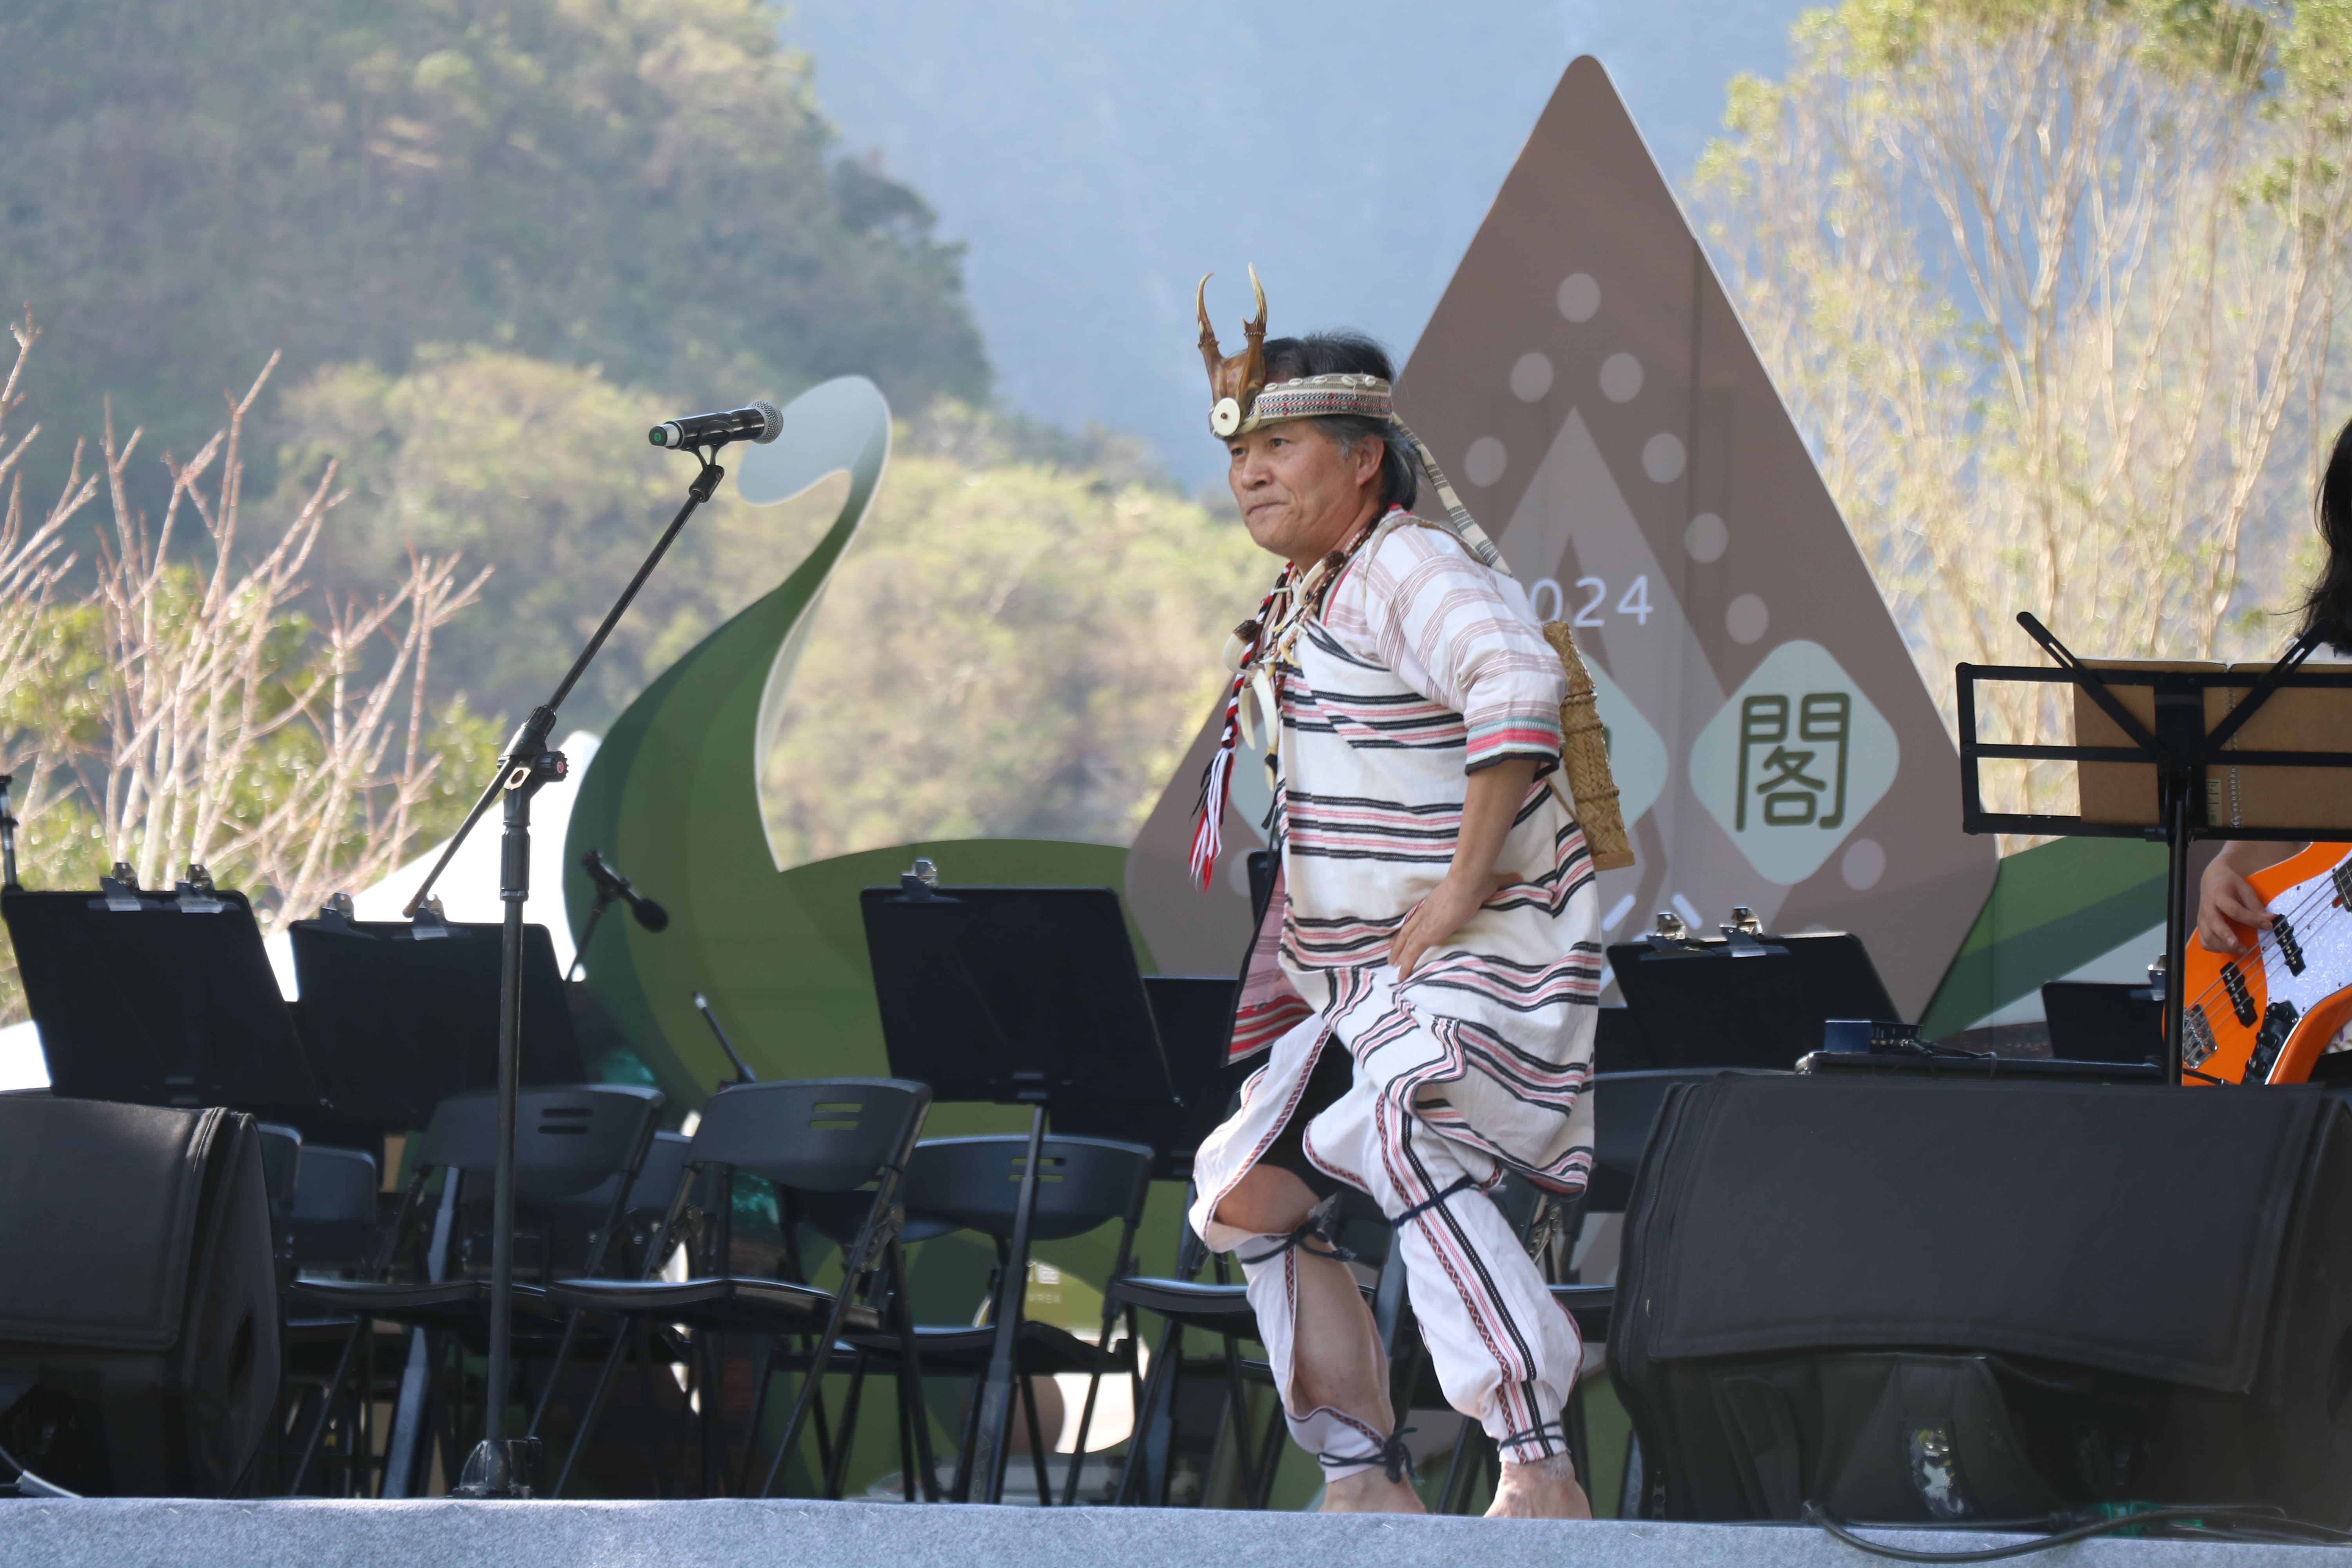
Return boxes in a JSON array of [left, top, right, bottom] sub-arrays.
[[1185, 273, 1601, 1519]]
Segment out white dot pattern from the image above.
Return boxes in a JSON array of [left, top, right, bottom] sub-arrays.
[[1510, 352, 1553, 403], [1726, 593, 1768, 644], [1685, 512, 1727, 562], [1599, 353, 1642, 403], [1643, 432, 1686, 482], [1557, 273, 1600, 323], [1465, 437, 1508, 487]]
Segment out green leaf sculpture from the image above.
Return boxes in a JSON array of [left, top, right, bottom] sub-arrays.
[[562, 377, 1131, 1107]]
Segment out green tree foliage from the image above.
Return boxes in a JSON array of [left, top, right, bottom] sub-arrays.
[[0, 0, 988, 508], [273, 347, 862, 726], [759, 428, 1268, 866], [273, 346, 1230, 742]]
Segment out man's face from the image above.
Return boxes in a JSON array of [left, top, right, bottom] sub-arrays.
[[1227, 421, 1384, 566]]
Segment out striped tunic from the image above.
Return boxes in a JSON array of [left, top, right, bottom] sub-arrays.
[[1203, 510, 1604, 1214]]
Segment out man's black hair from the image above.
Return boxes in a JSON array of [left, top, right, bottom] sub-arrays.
[[1258, 332, 1418, 512]]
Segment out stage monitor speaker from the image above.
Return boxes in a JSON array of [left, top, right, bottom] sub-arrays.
[[0, 1098, 281, 1496], [1612, 1074, 2352, 1528]]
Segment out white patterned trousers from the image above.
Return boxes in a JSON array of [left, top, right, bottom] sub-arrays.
[[1209, 1027, 1583, 1478]]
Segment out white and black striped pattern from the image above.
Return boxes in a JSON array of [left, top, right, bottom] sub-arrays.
[[1203, 998, 1585, 1468], [1209, 512, 1599, 1189], [1190, 511, 1596, 1470]]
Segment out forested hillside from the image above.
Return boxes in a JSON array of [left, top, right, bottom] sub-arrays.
[[0, 0, 984, 471], [0, 0, 1001, 728]]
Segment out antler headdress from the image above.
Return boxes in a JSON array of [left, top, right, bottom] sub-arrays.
[[1197, 267, 1267, 438], [1199, 267, 1401, 440], [1192, 265, 1505, 572]]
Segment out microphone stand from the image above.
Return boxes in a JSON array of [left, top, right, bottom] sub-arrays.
[[0, 772, 19, 891], [693, 991, 759, 1087], [404, 447, 727, 1499], [566, 851, 627, 983]]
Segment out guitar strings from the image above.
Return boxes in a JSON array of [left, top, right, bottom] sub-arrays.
[[2180, 863, 2338, 1017], [2181, 856, 2349, 1027]]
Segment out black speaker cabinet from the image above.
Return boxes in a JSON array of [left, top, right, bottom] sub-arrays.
[[1612, 1074, 2352, 1527], [0, 1097, 281, 1495]]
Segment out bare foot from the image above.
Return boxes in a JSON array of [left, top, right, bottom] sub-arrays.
[[1485, 1452, 1592, 1519], [1321, 1468, 1428, 1514]]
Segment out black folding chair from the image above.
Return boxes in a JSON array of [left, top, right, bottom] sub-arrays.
[[835, 1133, 1153, 1504], [268, 1137, 388, 1494], [1102, 1225, 1275, 1509], [523, 1127, 693, 1441], [544, 1077, 931, 1501], [284, 1083, 664, 1492], [541, 1128, 691, 1284], [285, 1144, 381, 1276], [255, 1122, 303, 1279]]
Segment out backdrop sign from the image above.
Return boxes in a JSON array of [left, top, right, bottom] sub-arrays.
[[1125, 56, 1993, 1016]]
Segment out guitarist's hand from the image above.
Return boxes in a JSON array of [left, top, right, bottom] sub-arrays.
[[2198, 855, 2274, 956]]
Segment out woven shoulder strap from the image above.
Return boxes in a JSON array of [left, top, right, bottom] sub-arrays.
[[1391, 417, 1512, 579]]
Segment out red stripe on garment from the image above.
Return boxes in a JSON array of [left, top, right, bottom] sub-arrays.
[[1467, 727, 1563, 755], [1289, 803, 1465, 829]]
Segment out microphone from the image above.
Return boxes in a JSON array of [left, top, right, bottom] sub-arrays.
[[648, 401, 782, 450], [693, 992, 759, 1085], [581, 849, 669, 932]]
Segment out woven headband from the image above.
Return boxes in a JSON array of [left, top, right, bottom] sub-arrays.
[[1212, 375, 1510, 580], [1211, 372, 1391, 438], [1195, 272, 1510, 576]]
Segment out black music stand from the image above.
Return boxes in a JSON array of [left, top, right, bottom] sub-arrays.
[[2, 882, 328, 1126], [1959, 613, 2352, 1082], [2042, 980, 2162, 1066], [1053, 975, 1245, 1182], [859, 880, 1178, 1504], [287, 913, 586, 1138], [1608, 930, 1898, 1072]]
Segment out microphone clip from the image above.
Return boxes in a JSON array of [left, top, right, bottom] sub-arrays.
[[581, 848, 669, 933]]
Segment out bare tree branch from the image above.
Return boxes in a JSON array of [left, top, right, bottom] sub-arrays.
[[1700, 3, 2352, 846]]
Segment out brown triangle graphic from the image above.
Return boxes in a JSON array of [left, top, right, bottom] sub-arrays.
[[1128, 56, 1994, 1016]]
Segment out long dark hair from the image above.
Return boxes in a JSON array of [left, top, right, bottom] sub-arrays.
[[2301, 416, 2352, 651]]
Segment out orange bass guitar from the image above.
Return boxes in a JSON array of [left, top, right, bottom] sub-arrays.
[[2179, 842, 2352, 1085]]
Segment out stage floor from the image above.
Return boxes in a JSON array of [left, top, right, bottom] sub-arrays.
[[0, 1497, 2339, 1567]]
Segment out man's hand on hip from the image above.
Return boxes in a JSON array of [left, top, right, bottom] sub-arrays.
[[1391, 872, 1493, 978], [1391, 756, 1541, 977]]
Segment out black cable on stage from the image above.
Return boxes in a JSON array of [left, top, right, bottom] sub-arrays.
[[1804, 1502, 2352, 1561]]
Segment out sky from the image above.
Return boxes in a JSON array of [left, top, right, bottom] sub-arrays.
[[780, 0, 1812, 487]]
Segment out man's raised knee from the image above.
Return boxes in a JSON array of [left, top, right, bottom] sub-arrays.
[[1213, 1163, 1320, 1236]]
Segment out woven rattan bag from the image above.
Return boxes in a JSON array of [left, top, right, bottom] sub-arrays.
[[1539, 622, 1633, 871]]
